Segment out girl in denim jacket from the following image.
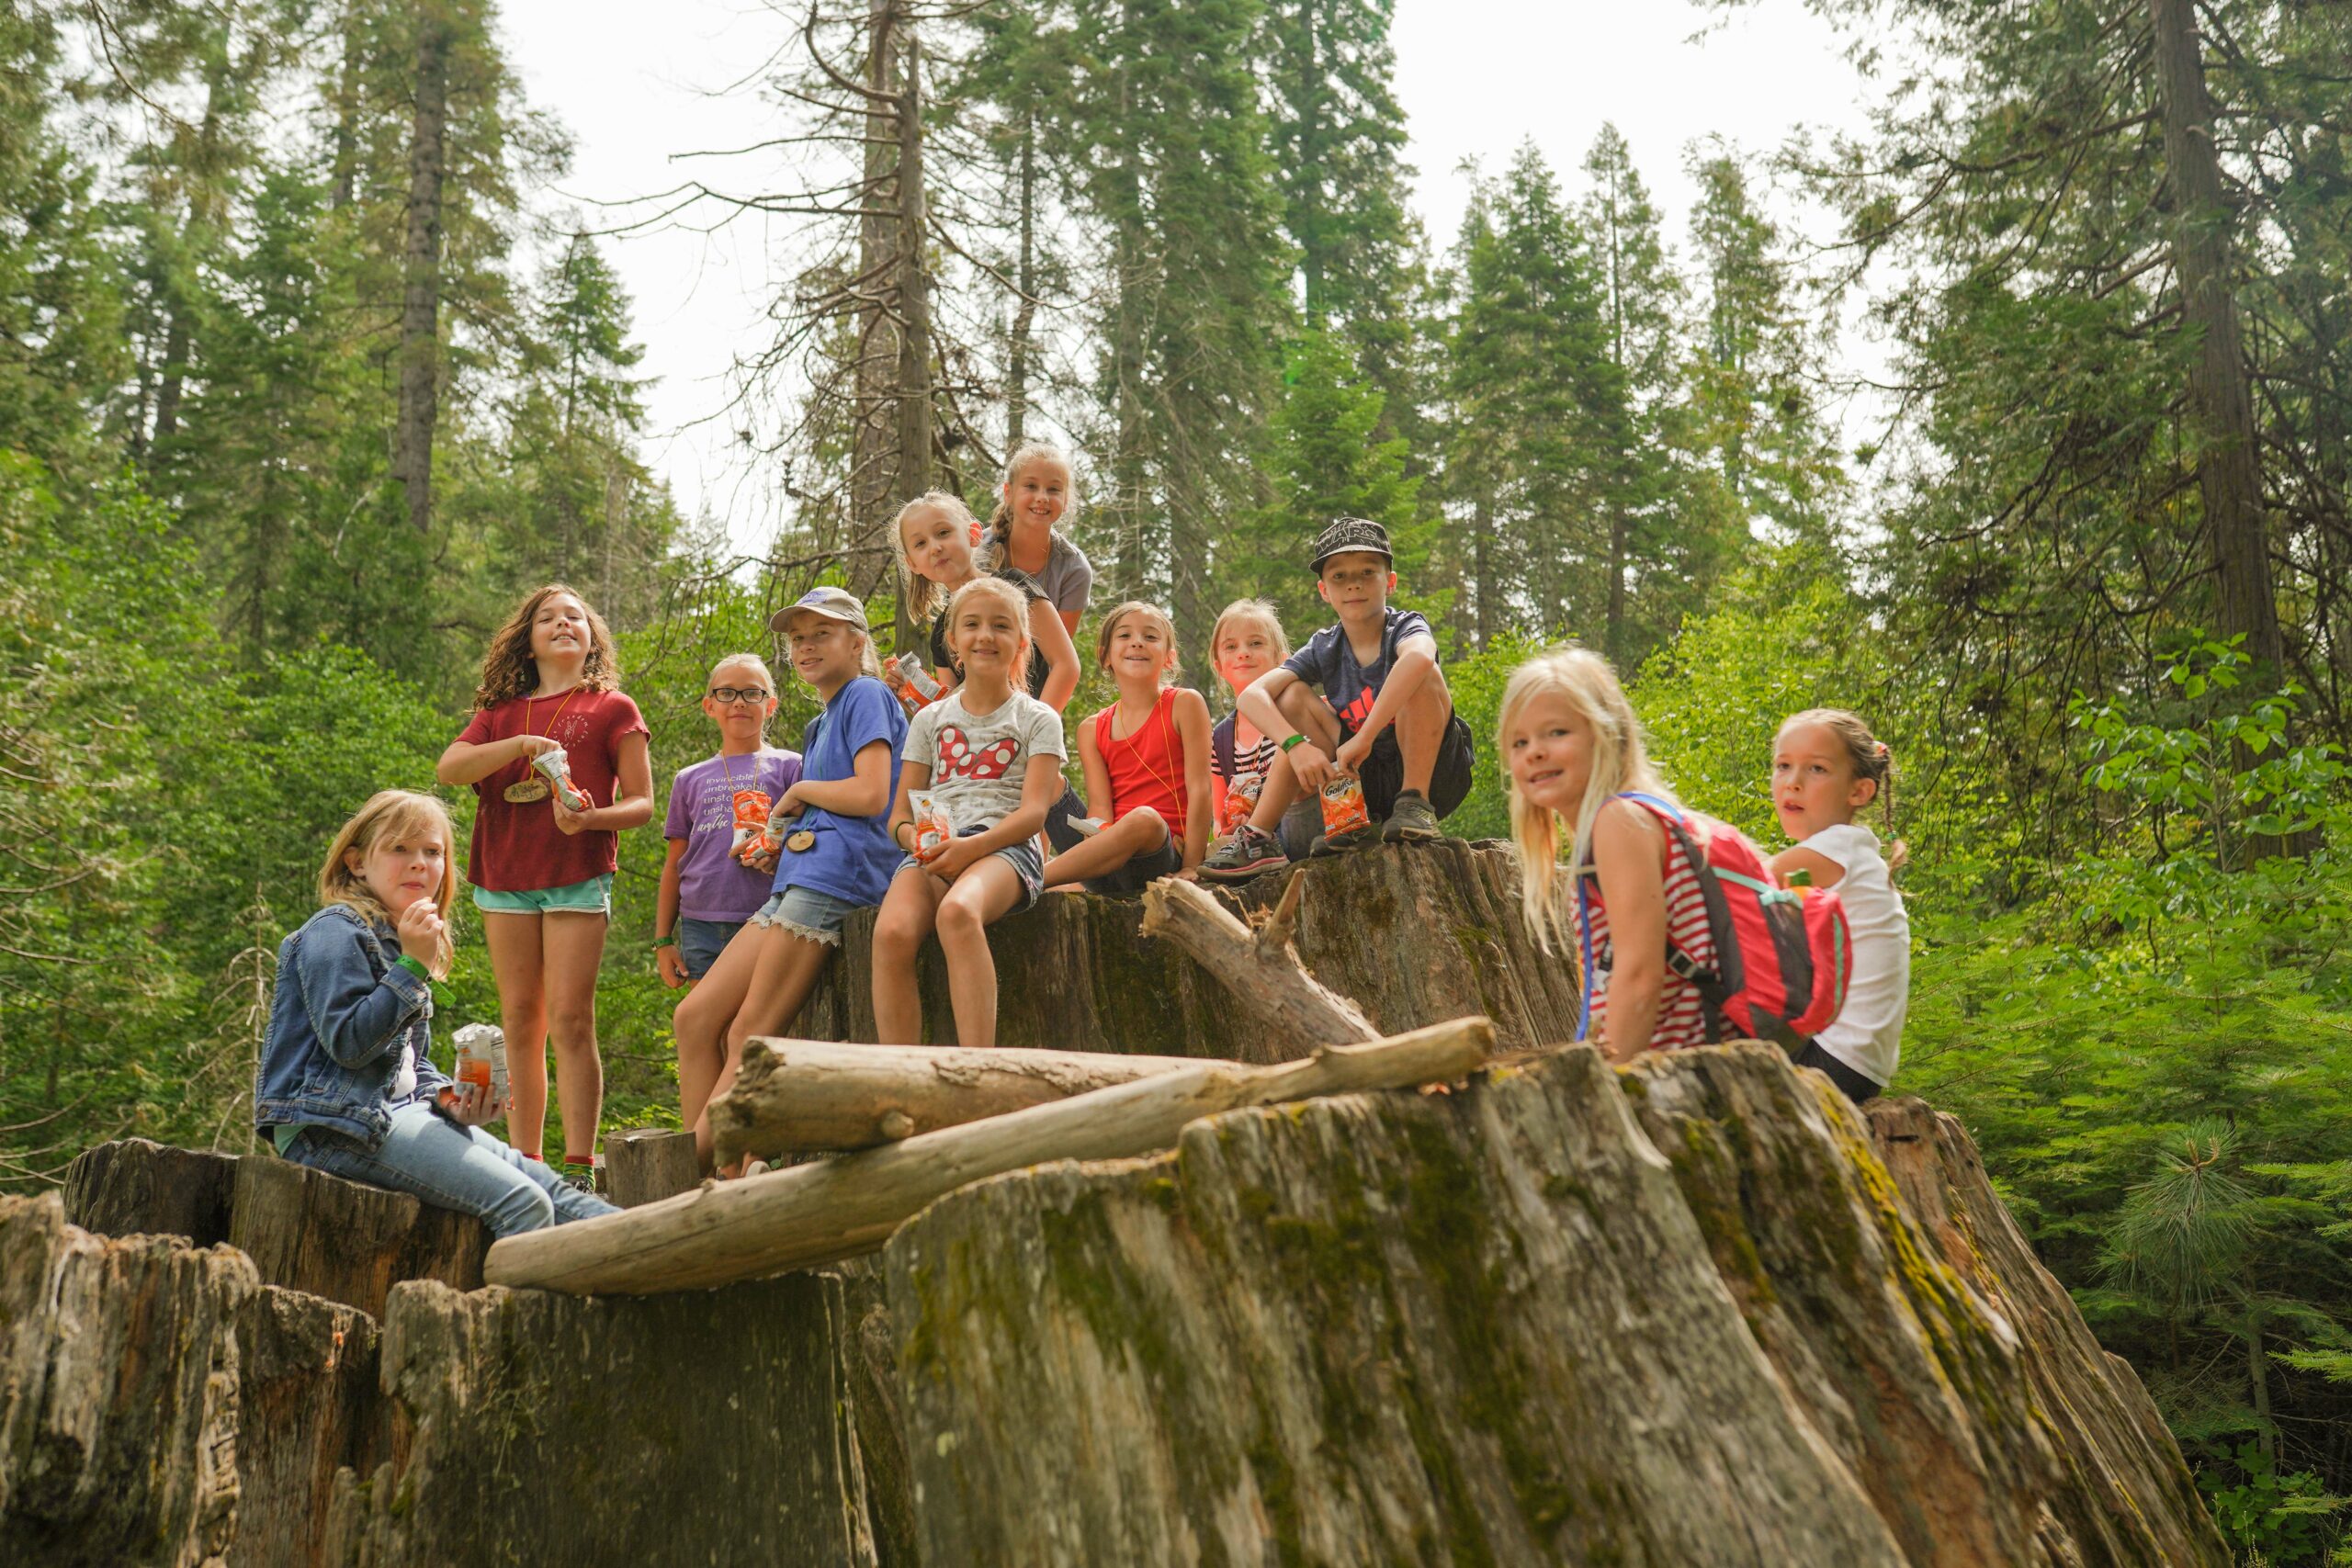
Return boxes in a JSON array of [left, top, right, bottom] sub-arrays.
[[254, 790, 617, 1237]]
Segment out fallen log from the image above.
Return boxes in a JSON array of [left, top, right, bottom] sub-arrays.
[[1139, 869, 1375, 1046], [485, 1016, 1495, 1296], [712, 1039, 1215, 1161]]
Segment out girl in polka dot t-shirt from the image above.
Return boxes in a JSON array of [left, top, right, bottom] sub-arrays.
[[873, 578, 1069, 1048]]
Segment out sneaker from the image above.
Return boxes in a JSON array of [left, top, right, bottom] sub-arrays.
[[1201, 825, 1288, 882], [561, 1165, 598, 1196], [1383, 788, 1442, 843], [1309, 818, 1378, 858]]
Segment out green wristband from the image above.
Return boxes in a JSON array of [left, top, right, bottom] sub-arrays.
[[653, 935, 678, 949], [394, 954, 431, 982], [1280, 732, 1311, 752]]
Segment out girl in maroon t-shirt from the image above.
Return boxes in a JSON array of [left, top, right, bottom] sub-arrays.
[[436, 584, 651, 1189]]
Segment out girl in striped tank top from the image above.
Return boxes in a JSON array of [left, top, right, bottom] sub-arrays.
[[1043, 602, 1213, 896], [1498, 647, 1719, 1060]]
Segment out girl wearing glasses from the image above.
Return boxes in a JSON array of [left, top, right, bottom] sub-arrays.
[[654, 654, 803, 987]]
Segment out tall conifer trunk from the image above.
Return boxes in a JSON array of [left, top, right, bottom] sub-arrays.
[[889, 22, 933, 653], [1005, 111, 1035, 449], [2150, 0, 2284, 677], [390, 2, 452, 535], [851, 0, 899, 595]]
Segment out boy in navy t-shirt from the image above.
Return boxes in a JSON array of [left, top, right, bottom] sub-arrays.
[[1203, 518, 1476, 878]]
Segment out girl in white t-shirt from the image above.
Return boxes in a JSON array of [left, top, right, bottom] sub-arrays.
[[873, 576, 1068, 1049], [1768, 708, 1911, 1100]]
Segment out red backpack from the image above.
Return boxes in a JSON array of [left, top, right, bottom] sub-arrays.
[[1576, 792, 1852, 1053]]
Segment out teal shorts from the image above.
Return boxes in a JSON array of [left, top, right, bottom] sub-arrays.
[[470, 873, 614, 917]]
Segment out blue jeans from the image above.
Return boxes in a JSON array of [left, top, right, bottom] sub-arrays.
[[285, 1100, 619, 1238], [677, 916, 743, 978]]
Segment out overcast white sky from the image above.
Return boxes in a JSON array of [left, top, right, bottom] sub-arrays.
[[494, 0, 1878, 556]]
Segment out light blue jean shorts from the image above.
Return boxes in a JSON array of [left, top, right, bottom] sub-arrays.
[[751, 885, 863, 946], [471, 872, 614, 917]]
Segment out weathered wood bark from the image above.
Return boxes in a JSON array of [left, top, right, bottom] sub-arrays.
[[1868, 1094, 2230, 1565], [64, 1136, 240, 1246], [1141, 870, 1375, 1047], [0, 1193, 251, 1567], [799, 838, 1578, 1060], [885, 1044, 2230, 1566], [389, 1, 452, 535], [486, 1018, 1493, 1295], [228, 1152, 488, 1317], [319, 1274, 879, 1567], [1623, 1049, 2063, 1567], [712, 1039, 1212, 1160], [603, 1127, 699, 1207], [231, 1288, 384, 1568]]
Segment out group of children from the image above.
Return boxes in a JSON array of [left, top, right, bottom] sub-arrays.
[[254, 436, 1910, 1240]]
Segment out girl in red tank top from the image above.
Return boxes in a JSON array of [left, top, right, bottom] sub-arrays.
[[1042, 603, 1213, 897]]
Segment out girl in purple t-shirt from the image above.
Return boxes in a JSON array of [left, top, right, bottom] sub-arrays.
[[656, 653, 803, 987]]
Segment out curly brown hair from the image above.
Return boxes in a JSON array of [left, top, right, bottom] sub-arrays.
[[471, 583, 622, 709]]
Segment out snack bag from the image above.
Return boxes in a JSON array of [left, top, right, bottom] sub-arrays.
[[909, 789, 955, 863], [1319, 772, 1372, 840], [531, 747, 593, 812], [1218, 769, 1264, 835], [451, 1022, 509, 1115], [730, 788, 779, 862], [883, 654, 943, 718]]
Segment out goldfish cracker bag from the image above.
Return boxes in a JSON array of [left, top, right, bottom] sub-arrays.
[[882, 655, 943, 719], [1319, 772, 1372, 840], [451, 1022, 509, 1115], [730, 787, 781, 863], [1219, 768, 1264, 835], [909, 789, 954, 863], [531, 747, 594, 813]]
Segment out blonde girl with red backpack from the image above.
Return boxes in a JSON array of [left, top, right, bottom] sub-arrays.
[[1498, 648, 1854, 1083]]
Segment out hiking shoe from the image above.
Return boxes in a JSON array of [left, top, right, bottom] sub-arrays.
[[1383, 788, 1442, 843], [1309, 820, 1378, 858], [561, 1165, 599, 1196], [1201, 825, 1287, 881]]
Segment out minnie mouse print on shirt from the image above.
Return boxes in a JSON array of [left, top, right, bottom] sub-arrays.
[[900, 688, 1067, 835]]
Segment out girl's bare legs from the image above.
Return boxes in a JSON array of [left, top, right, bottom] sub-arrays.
[[690, 926, 837, 1170], [675, 925, 762, 1137], [1041, 808, 1170, 887], [481, 911, 550, 1159], [870, 866, 945, 1044], [933, 857, 1025, 1048], [541, 911, 609, 1166]]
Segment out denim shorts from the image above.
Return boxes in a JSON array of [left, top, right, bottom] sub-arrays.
[[895, 837, 1045, 913], [751, 885, 863, 947], [1083, 829, 1182, 897], [676, 916, 743, 977], [471, 872, 614, 917]]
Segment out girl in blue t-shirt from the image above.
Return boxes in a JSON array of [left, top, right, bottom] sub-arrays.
[[672, 587, 907, 1173]]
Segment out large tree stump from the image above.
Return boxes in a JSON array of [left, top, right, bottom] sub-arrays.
[[320, 1273, 880, 1567], [0, 1192, 252, 1568], [1866, 1095, 2229, 1565], [230, 1288, 384, 1568], [63, 1136, 240, 1247], [798, 838, 1577, 1059], [884, 1045, 2230, 1566], [228, 1154, 488, 1318]]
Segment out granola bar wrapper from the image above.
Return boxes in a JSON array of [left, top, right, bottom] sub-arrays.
[[530, 747, 593, 813], [910, 789, 955, 863]]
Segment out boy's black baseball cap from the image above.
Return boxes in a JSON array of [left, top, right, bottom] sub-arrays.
[[1309, 516, 1394, 572]]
